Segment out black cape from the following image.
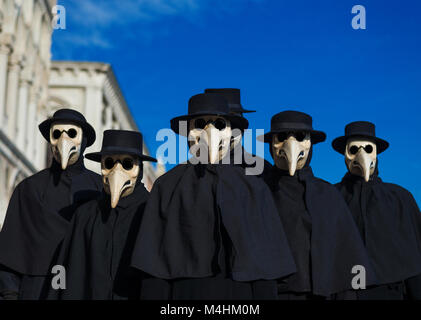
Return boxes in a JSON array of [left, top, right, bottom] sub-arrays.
[[132, 159, 296, 300], [336, 171, 421, 299], [0, 158, 101, 299], [264, 165, 376, 298], [50, 183, 149, 300]]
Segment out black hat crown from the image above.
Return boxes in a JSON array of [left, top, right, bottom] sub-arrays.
[[38, 108, 96, 147], [261, 110, 326, 144], [204, 88, 255, 115], [170, 93, 249, 135], [85, 130, 157, 163], [332, 121, 389, 154]]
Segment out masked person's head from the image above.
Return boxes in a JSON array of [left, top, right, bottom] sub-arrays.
[[39, 108, 96, 170], [85, 130, 157, 208], [259, 111, 326, 175], [170, 93, 248, 164], [332, 121, 389, 182]]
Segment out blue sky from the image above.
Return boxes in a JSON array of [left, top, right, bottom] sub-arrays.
[[52, 0, 421, 204]]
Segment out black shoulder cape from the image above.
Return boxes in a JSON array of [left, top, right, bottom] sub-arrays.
[[0, 159, 102, 276], [336, 172, 421, 285], [52, 184, 149, 300], [265, 165, 376, 297], [131, 162, 296, 282]]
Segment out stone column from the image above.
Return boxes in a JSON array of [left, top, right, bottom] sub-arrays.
[[0, 40, 12, 126], [16, 78, 30, 150], [25, 92, 38, 157], [5, 55, 22, 138]]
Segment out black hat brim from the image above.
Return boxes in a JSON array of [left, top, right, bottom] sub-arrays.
[[332, 135, 389, 154], [85, 150, 157, 163], [39, 117, 96, 147], [258, 129, 327, 144], [170, 112, 249, 136]]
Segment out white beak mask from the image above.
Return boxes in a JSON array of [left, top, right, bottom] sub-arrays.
[[101, 155, 140, 208], [188, 116, 232, 164], [345, 138, 377, 182], [272, 131, 311, 176], [50, 123, 83, 170]]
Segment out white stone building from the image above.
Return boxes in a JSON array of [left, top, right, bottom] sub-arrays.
[[48, 61, 165, 190], [0, 0, 164, 228]]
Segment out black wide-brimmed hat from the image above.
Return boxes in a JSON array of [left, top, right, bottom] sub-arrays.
[[204, 88, 256, 115], [332, 121, 389, 154], [259, 110, 326, 144], [39, 108, 96, 147], [85, 130, 157, 163], [170, 93, 249, 135]]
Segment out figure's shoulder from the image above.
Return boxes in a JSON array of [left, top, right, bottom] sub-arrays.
[[381, 182, 415, 199], [154, 164, 188, 184], [311, 176, 345, 196], [14, 168, 50, 191]]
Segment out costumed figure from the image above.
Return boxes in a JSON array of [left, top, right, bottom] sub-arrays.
[[261, 111, 376, 300], [50, 130, 156, 300], [132, 93, 296, 300], [0, 109, 102, 300], [332, 121, 421, 300]]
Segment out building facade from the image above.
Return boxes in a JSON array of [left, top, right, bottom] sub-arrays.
[[0, 0, 163, 228], [48, 61, 165, 190]]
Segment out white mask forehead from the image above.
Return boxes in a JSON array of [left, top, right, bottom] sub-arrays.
[[101, 154, 140, 208], [271, 132, 311, 175], [188, 115, 232, 164], [345, 137, 377, 181]]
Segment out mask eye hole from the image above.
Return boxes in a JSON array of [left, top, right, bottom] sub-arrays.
[[214, 118, 226, 130], [295, 131, 306, 142], [122, 158, 134, 170], [194, 118, 206, 129], [53, 129, 62, 139], [104, 157, 115, 170], [67, 128, 78, 139], [277, 132, 287, 142], [349, 145, 360, 155], [365, 145, 373, 153]]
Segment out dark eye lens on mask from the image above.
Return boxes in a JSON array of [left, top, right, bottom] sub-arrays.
[[194, 118, 206, 129], [277, 132, 287, 141], [214, 118, 226, 130], [53, 129, 62, 139], [295, 131, 306, 142], [122, 158, 134, 170], [104, 157, 115, 170], [67, 128, 77, 138], [365, 145, 373, 153], [349, 145, 359, 155]]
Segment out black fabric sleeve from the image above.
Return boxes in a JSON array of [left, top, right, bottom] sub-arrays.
[[0, 266, 21, 300]]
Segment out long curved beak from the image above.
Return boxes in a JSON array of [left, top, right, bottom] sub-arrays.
[[204, 126, 222, 164], [107, 169, 132, 208], [280, 139, 305, 176], [353, 151, 373, 182], [57, 138, 77, 170]]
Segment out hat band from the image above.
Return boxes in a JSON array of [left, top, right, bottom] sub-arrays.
[[271, 122, 313, 131], [345, 130, 375, 138], [100, 146, 143, 155]]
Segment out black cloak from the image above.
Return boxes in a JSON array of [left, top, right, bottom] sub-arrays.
[[336, 170, 421, 299], [132, 159, 296, 300], [50, 181, 149, 300], [264, 161, 376, 298], [0, 156, 102, 300]]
